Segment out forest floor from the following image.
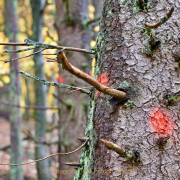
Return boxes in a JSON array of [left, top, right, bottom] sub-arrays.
[[0, 116, 81, 180], [0, 117, 37, 180]]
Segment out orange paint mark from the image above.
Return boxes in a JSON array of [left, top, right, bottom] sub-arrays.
[[149, 108, 177, 137], [97, 73, 109, 95]]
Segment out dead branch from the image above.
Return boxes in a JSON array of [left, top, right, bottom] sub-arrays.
[[0, 138, 89, 166], [57, 51, 127, 100], [63, 162, 81, 166], [145, 7, 174, 28], [18, 70, 91, 96], [1, 48, 45, 63], [100, 139, 135, 159], [0, 39, 95, 54]]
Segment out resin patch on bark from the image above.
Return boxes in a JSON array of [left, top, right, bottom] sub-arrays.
[[149, 108, 177, 136]]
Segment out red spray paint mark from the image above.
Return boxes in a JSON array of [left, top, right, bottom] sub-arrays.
[[58, 76, 64, 84], [149, 108, 177, 137], [97, 73, 109, 95]]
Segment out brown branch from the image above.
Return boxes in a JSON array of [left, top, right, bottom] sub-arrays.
[[57, 51, 127, 100], [77, 137, 90, 142], [1, 100, 59, 110], [0, 40, 95, 54], [0, 138, 89, 166], [63, 162, 81, 167], [145, 7, 174, 28], [100, 139, 135, 159]]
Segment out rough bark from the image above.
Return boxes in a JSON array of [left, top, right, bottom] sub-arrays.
[[30, 0, 51, 179], [76, 0, 180, 179], [4, 0, 24, 180]]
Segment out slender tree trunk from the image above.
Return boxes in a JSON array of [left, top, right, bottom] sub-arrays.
[[76, 0, 180, 179], [4, 1, 23, 180], [30, 0, 50, 179], [55, 1, 91, 179]]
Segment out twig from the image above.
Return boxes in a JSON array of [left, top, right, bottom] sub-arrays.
[[68, 86, 93, 93], [57, 51, 127, 100], [0, 138, 89, 166], [18, 70, 91, 95], [1, 100, 59, 110], [0, 39, 95, 54], [87, 16, 101, 25], [63, 162, 80, 167], [1, 48, 45, 63], [145, 7, 174, 28], [52, 93, 67, 105], [46, 57, 58, 62]]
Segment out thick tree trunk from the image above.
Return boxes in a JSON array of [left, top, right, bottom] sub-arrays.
[[30, 0, 50, 179], [76, 0, 180, 179], [4, 1, 24, 180]]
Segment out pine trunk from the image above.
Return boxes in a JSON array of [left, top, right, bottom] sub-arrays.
[[30, 0, 50, 179], [76, 0, 180, 179]]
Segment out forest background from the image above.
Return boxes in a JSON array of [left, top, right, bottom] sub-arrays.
[[0, 0, 102, 179]]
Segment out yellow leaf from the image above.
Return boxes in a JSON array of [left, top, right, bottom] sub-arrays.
[[94, 26, 99, 32], [90, 40, 96, 48], [88, 5, 95, 13], [89, 13, 94, 20], [2, 75, 10, 84]]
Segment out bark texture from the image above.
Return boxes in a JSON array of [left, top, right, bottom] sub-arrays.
[[4, 1, 24, 180], [30, 0, 51, 179], [76, 0, 180, 179]]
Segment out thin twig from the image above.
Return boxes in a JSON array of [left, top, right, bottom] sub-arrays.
[[46, 57, 58, 62], [145, 7, 174, 28], [18, 70, 91, 95], [68, 86, 93, 93], [0, 39, 95, 54], [1, 48, 45, 63], [57, 51, 127, 100], [87, 16, 101, 25], [0, 138, 89, 166], [1, 100, 59, 110]]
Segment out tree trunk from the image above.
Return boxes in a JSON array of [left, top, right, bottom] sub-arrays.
[[4, 0, 24, 180], [76, 0, 180, 179], [55, 0, 91, 179], [30, 0, 50, 179]]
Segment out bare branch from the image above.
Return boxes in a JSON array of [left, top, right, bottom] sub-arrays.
[[0, 39, 95, 54], [68, 86, 93, 93], [18, 70, 91, 95], [1, 48, 45, 63], [145, 7, 174, 28], [57, 51, 127, 100], [0, 138, 89, 166]]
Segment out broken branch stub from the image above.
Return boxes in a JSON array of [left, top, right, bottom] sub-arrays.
[[57, 51, 127, 100], [145, 7, 174, 29]]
